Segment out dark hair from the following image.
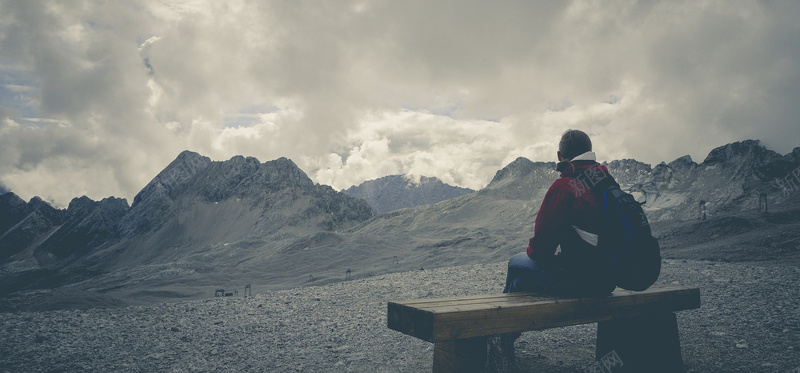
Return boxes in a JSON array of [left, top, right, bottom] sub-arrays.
[[558, 129, 592, 160]]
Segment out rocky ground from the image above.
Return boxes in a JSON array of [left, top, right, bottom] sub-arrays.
[[2, 257, 799, 372]]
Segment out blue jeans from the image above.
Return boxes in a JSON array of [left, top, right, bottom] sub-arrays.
[[503, 252, 562, 294]]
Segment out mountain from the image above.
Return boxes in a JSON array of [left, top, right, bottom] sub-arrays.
[[1, 140, 798, 311], [313, 158, 561, 272], [342, 175, 474, 214], [247, 140, 800, 291], [606, 140, 800, 222], [35, 196, 130, 265], [102, 152, 374, 271], [0, 151, 374, 304], [0, 194, 65, 262]]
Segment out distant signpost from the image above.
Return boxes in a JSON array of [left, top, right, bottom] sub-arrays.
[[759, 193, 768, 213], [699, 200, 707, 220]]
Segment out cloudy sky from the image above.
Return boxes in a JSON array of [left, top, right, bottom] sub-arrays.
[[1, 0, 799, 207]]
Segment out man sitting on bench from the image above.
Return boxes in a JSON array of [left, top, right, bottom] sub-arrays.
[[388, 130, 685, 372], [504, 129, 618, 296]]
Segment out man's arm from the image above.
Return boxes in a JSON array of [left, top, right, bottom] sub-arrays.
[[527, 178, 575, 264]]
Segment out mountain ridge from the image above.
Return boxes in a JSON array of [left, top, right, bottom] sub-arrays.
[[0, 152, 374, 300], [342, 174, 474, 214], [1, 139, 799, 310]]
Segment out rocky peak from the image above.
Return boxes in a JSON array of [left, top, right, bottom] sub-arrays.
[[605, 159, 652, 185], [35, 196, 128, 262], [0, 192, 29, 235], [0, 196, 64, 262], [489, 157, 556, 185], [667, 155, 697, 169], [701, 140, 784, 166], [64, 196, 129, 221], [700, 140, 799, 181], [197, 155, 314, 203], [98, 197, 130, 212], [342, 175, 474, 214], [480, 157, 559, 201], [23, 197, 64, 228], [131, 150, 212, 208], [65, 196, 97, 219], [28, 196, 55, 211], [120, 152, 363, 240], [260, 157, 313, 188], [0, 192, 26, 210], [703, 140, 757, 164]]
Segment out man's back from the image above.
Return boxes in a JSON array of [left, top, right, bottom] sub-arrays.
[[505, 129, 615, 296]]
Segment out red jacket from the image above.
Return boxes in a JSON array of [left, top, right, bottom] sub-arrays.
[[527, 160, 608, 266]]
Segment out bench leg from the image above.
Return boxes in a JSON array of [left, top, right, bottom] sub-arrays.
[[432, 335, 516, 373], [433, 337, 487, 373], [487, 334, 517, 373], [596, 312, 684, 373]]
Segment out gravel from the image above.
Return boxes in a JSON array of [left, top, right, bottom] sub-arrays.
[[2, 258, 799, 372]]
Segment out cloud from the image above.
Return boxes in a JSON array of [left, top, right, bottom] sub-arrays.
[[0, 0, 799, 206], [307, 110, 520, 190]]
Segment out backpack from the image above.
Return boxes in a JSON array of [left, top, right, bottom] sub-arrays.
[[576, 167, 662, 291]]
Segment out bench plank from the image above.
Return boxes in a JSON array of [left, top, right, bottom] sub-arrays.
[[388, 286, 700, 342], [397, 293, 560, 309]]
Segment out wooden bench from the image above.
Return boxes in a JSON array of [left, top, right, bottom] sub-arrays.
[[388, 286, 700, 373]]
